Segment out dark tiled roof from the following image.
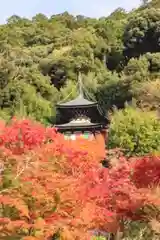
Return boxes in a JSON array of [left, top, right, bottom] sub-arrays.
[[55, 122, 103, 130], [57, 95, 97, 108]]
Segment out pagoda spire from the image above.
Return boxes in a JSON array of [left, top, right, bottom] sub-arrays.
[[78, 72, 84, 98]]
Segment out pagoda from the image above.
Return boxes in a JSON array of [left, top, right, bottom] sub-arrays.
[[55, 73, 109, 159]]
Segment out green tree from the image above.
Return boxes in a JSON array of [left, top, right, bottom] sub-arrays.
[[96, 73, 132, 110], [123, 8, 160, 58], [133, 79, 160, 110], [0, 4, 160, 125], [109, 107, 160, 156], [145, 52, 160, 75], [123, 56, 150, 84]]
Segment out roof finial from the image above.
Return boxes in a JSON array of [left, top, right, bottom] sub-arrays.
[[78, 72, 83, 98]]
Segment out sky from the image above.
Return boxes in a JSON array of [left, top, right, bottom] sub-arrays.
[[0, 0, 142, 23]]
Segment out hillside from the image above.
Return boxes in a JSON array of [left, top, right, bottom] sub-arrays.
[[0, 0, 160, 125]]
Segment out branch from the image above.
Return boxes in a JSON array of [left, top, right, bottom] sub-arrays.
[[0, 157, 35, 194]]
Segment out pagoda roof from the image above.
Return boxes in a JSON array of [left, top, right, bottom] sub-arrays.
[[55, 122, 104, 131], [57, 94, 97, 108]]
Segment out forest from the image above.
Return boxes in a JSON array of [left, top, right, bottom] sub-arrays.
[[0, 0, 160, 239]]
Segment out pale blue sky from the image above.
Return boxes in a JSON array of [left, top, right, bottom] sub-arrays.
[[0, 0, 141, 23]]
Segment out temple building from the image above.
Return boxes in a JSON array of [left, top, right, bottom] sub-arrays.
[[55, 73, 109, 159]]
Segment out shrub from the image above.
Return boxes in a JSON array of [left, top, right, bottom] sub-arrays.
[[108, 107, 160, 156]]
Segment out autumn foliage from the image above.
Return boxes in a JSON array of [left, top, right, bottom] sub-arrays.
[[0, 118, 160, 240]]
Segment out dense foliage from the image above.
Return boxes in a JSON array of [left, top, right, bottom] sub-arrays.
[[0, 118, 160, 240], [0, 1, 159, 154], [0, 2, 159, 239], [0, 1, 159, 122], [109, 107, 160, 156]]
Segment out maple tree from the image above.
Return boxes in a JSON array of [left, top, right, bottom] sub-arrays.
[[0, 118, 159, 240]]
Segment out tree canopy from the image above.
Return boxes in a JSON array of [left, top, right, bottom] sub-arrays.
[[0, 1, 159, 154]]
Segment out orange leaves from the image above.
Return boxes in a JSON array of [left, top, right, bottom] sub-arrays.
[[33, 218, 46, 230], [0, 118, 160, 239], [59, 227, 76, 240], [65, 136, 105, 163], [22, 237, 38, 240], [0, 217, 10, 224], [6, 220, 31, 231]]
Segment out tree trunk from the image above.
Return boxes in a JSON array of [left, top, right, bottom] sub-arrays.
[[107, 230, 123, 240], [114, 231, 123, 240]]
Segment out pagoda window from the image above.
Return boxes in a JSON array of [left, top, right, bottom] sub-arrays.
[[83, 131, 94, 140], [70, 134, 76, 141], [64, 132, 77, 141], [83, 132, 90, 139], [75, 131, 82, 139], [64, 132, 71, 140]]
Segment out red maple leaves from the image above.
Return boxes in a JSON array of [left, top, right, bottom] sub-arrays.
[[0, 118, 159, 239]]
